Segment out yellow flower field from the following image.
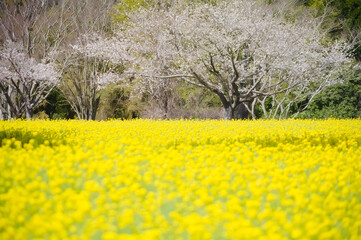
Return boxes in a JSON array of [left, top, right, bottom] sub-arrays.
[[0, 119, 360, 240]]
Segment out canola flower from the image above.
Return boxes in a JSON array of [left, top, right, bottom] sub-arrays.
[[0, 119, 360, 240]]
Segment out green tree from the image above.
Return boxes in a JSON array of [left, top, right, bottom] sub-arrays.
[[297, 68, 361, 119], [34, 88, 76, 119], [302, 0, 361, 27], [97, 83, 140, 120]]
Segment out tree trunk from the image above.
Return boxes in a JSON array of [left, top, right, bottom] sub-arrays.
[[75, 96, 100, 120], [91, 96, 100, 120], [224, 103, 249, 120], [25, 105, 33, 120], [7, 86, 12, 120], [7, 102, 12, 120]]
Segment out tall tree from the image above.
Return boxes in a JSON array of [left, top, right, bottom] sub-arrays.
[[110, 0, 351, 119], [0, 0, 61, 119], [0, 41, 59, 119], [0, 0, 120, 120], [54, 0, 121, 120], [60, 34, 124, 120]]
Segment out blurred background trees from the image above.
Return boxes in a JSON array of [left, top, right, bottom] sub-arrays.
[[0, 0, 360, 120], [290, 0, 361, 118]]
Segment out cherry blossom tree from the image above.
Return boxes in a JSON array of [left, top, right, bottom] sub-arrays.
[[58, 35, 124, 120], [115, 0, 351, 119], [0, 0, 120, 120], [45, 0, 123, 120], [0, 41, 59, 119], [0, 0, 69, 120]]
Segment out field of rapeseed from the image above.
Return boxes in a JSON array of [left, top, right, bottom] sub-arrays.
[[0, 119, 360, 240]]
